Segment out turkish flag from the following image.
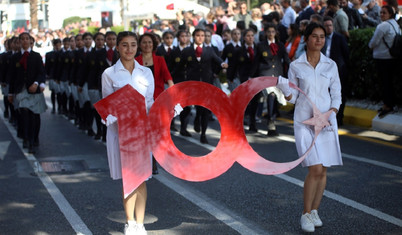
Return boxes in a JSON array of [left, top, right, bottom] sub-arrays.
[[166, 3, 174, 10]]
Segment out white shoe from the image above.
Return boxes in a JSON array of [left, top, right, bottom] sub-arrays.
[[300, 213, 315, 233], [136, 224, 147, 235], [311, 209, 323, 227], [124, 221, 137, 235]]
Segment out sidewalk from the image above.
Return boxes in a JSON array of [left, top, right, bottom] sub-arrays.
[[280, 103, 402, 137]]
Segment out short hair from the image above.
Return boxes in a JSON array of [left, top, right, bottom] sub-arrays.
[[62, 37, 70, 43], [192, 28, 205, 37], [138, 32, 158, 52], [75, 34, 83, 40], [82, 32, 93, 40], [52, 38, 61, 45], [105, 31, 117, 38], [176, 30, 188, 38], [243, 28, 255, 38], [93, 32, 105, 40], [18, 32, 30, 40], [162, 31, 174, 39], [323, 16, 333, 22], [116, 31, 138, 46], [327, 0, 339, 7], [310, 14, 323, 24]]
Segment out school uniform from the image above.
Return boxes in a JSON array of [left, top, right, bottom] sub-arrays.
[[76, 47, 92, 131], [155, 44, 175, 73], [0, 51, 14, 119], [7, 48, 47, 152], [174, 43, 224, 143], [45, 50, 58, 113], [221, 41, 242, 91]]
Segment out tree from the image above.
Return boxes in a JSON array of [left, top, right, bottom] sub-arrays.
[[30, 0, 39, 30]]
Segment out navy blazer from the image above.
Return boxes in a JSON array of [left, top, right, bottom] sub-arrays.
[[221, 43, 242, 82], [0, 51, 12, 84], [324, 32, 349, 81], [155, 44, 175, 73], [237, 43, 256, 83], [174, 44, 224, 84], [250, 40, 290, 78], [170, 47, 186, 83], [7, 50, 45, 94]]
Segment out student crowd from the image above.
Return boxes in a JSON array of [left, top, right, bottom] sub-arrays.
[[0, 0, 400, 156]]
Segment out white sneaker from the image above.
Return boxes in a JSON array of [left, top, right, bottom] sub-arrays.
[[311, 209, 323, 227], [300, 213, 315, 232], [136, 224, 147, 235], [124, 221, 137, 235]]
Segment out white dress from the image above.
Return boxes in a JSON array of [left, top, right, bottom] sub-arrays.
[[102, 59, 155, 179], [288, 53, 343, 167]]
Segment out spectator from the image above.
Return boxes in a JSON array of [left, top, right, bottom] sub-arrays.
[[363, 0, 381, 27], [251, 8, 263, 32], [260, 2, 272, 15], [195, 11, 207, 29], [280, 0, 297, 28], [340, 0, 363, 29], [368, 5, 400, 118], [285, 24, 302, 60], [310, 14, 324, 24], [296, 0, 316, 25], [234, 1, 253, 28], [322, 16, 349, 125], [327, 0, 350, 38], [294, 19, 310, 59]]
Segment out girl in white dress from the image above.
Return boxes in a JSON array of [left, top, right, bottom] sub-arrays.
[[102, 31, 154, 235], [277, 22, 342, 233]]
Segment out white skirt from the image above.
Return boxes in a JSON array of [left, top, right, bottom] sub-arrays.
[[88, 89, 101, 106], [78, 83, 90, 108], [294, 114, 342, 167], [70, 84, 79, 101], [16, 89, 48, 114], [1, 84, 8, 96], [60, 81, 71, 96]]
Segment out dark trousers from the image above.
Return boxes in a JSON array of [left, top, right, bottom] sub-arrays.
[[247, 92, 261, 129], [195, 106, 210, 135], [179, 106, 192, 131], [266, 92, 279, 121], [20, 108, 40, 145], [375, 59, 397, 108]]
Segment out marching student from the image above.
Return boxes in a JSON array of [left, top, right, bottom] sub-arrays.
[[7, 32, 47, 153], [70, 34, 84, 126], [45, 39, 61, 114], [174, 28, 228, 144]]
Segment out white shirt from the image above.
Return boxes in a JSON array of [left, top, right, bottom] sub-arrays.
[[231, 40, 242, 47], [282, 6, 296, 28], [101, 59, 154, 180], [288, 53, 342, 123]]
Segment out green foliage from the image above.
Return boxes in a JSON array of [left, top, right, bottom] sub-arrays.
[[62, 16, 82, 28], [348, 28, 402, 105], [348, 27, 381, 101], [110, 26, 125, 34]]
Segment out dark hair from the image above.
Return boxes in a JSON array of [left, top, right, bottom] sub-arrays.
[[82, 32, 93, 40], [304, 22, 326, 41], [310, 14, 323, 25], [327, 0, 339, 7], [138, 32, 158, 52], [287, 24, 299, 42], [192, 28, 205, 37], [105, 31, 117, 38], [236, 20, 246, 31], [93, 32, 105, 40], [382, 5, 396, 19], [162, 31, 174, 39], [265, 11, 280, 23], [243, 28, 255, 38], [176, 30, 187, 38], [116, 31, 138, 46], [52, 38, 61, 45], [75, 34, 83, 40], [62, 37, 70, 43], [18, 32, 30, 40], [323, 16, 333, 22], [264, 23, 277, 32]]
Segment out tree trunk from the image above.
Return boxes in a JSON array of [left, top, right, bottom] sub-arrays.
[[30, 0, 39, 30]]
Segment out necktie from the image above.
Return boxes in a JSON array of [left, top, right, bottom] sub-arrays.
[[167, 47, 172, 55], [236, 44, 240, 48], [107, 48, 114, 62], [19, 51, 29, 70], [269, 43, 278, 56], [195, 46, 202, 57], [247, 46, 254, 62]]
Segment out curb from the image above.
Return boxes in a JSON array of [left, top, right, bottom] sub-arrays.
[[280, 104, 377, 128]]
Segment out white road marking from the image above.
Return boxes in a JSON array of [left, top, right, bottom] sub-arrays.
[[171, 130, 402, 228], [0, 107, 93, 235], [276, 174, 402, 227], [0, 140, 11, 160], [154, 170, 269, 235]]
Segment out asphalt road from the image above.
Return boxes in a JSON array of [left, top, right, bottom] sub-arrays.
[[0, 94, 401, 235]]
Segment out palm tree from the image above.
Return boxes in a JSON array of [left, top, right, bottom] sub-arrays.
[[30, 0, 39, 30]]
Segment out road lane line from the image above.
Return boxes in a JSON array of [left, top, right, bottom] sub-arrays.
[[154, 170, 269, 235], [0, 107, 92, 235], [275, 174, 402, 227], [171, 131, 402, 228]]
